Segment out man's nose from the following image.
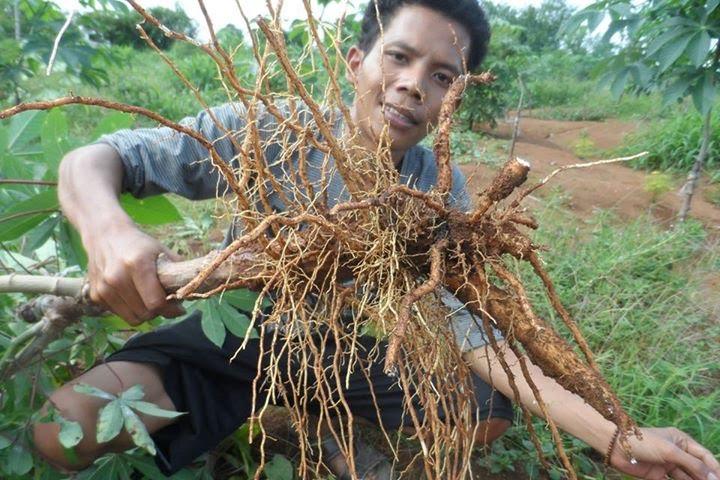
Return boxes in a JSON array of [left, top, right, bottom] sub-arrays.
[[394, 67, 426, 102]]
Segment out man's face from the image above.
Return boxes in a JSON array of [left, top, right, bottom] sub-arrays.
[[347, 5, 471, 158]]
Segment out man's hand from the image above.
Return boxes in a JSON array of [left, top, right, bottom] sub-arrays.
[[610, 427, 720, 480], [84, 225, 185, 326], [58, 144, 185, 326]]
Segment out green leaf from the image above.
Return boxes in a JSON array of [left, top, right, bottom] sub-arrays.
[[221, 289, 264, 311], [121, 403, 157, 455], [656, 33, 694, 73], [691, 72, 716, 116], [629, 63, 652, 88], [200, 299, 227, 348], [58, 219, 88, 268], [24, 214, 60, 253], [610, 68, 630, 98], [663, 77, 692, 104], [7, 444, 32, 476], [119, 384, 145, 401], [0, 189, 58, 241], [73, 383, 117, 401], [76, 454, 133, 480], [92, 112, 135, 140], [222, 308, 257, 338], [127, 400, 186, 419], [264, 454, 294, 480], [96, 400, 124, 444], [646, 28, 685, 58], [687, 30, 711, 67], [7, 110, 46, 153], [120, 194, 182, 225], [58, 417, 84, 448], [0, 436, 11, 449], [41, 109, 71, 177], [708, 0, 720, 15]]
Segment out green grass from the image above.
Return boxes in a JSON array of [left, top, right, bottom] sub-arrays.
[[479, 203, 720, 478], [521, 80, 671, 122], [618, 109, 720, 174]]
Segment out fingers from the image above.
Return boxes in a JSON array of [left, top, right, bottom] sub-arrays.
[[670, 467, 696, 480], [130, 256, 184, 319], [684, 436, 720, 476], [666, 443, 714, 480], [88, 240, 185, 325]]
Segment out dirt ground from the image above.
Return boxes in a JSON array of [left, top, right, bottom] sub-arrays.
[[468, 117, 720, 230]]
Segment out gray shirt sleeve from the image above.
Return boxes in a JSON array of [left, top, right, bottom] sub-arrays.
[[98, 103, 274, 200]]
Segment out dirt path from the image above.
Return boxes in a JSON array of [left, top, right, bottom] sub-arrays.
[[466, 117, 720, 230]]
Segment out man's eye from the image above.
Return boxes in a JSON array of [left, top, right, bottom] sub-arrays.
[[435, 72, 453, 86], [387, 51, 407, 63]]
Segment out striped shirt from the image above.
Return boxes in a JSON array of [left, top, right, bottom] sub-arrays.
[[99, 101, 496, 351]]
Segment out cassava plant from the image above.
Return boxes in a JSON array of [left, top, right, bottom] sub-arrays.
[[0, 1, 651, 478]]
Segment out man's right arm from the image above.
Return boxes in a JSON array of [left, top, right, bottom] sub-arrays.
[[58, 143, 183, 325]]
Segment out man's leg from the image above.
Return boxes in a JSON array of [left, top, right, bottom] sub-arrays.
[[33, 361, 177, 471]]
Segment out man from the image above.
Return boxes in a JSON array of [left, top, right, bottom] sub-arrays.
[[33, 1, 720, 479]]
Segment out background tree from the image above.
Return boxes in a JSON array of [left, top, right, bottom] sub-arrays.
[[83, 3, 197, 50], [0, 0, 111, 103], [565, 0, 720, 220]]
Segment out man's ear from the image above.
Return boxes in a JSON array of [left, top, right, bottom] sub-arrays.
[[345, 45, 365, 85]]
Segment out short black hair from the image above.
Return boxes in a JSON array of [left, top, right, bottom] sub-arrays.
[[358, 0, 491, 71]]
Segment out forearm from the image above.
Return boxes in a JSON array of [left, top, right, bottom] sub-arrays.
[[58, 143, 135, 239], [465, 343, 616, 454]]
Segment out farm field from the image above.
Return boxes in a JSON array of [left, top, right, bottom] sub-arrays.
[[1, 0, 719, 479]]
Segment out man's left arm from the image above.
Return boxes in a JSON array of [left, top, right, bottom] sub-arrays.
[[466, 343, 720, 480]]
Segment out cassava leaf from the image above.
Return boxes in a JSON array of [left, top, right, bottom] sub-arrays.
[[222, 308, 257, 339], [76, 454, 133, 480], [92, 112, 135, 140], [126, 400, 186, 419], [7, 444, 32, 476], [264, 454, 294, 480], [692, 72, 716, 116], [73, 383, 117, 401], [119, 384, 145, 401], [24, 214, 60, 253], [58, 219, 88, 268], [0, 189, 58, 241], [686, 30, 711, 67], [7, 110, 45, 153], [121, 403, 156, 455], [58, 416, 84, 448], [610, 68, 630, 98], [200, 299, 226, 348], [41, 109, 71, 177], [663, 77, 692, 104], [646, 28, 685, 58], [96, 400, 123, 444], [120, 194, 182, 225], [656, 34, 693, 72]]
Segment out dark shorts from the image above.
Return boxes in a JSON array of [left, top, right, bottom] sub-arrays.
[[107, 311, 513, 475]]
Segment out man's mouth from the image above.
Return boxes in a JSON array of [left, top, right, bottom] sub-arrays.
[[381, 103, 419, 129]]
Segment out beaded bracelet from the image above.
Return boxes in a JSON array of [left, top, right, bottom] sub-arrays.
[[603, 426, 621, 467]]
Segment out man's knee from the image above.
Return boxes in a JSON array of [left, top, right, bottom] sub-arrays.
[[475, 418, 511, 446], [32, 388, 106, 472], [32, 361, 175, 472]]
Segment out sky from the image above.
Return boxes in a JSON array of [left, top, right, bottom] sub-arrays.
[[56, 0, 596, 41]]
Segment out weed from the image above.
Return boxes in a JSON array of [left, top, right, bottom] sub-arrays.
[[643, 171, 674, 203], [572, 130, 598, 159]]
